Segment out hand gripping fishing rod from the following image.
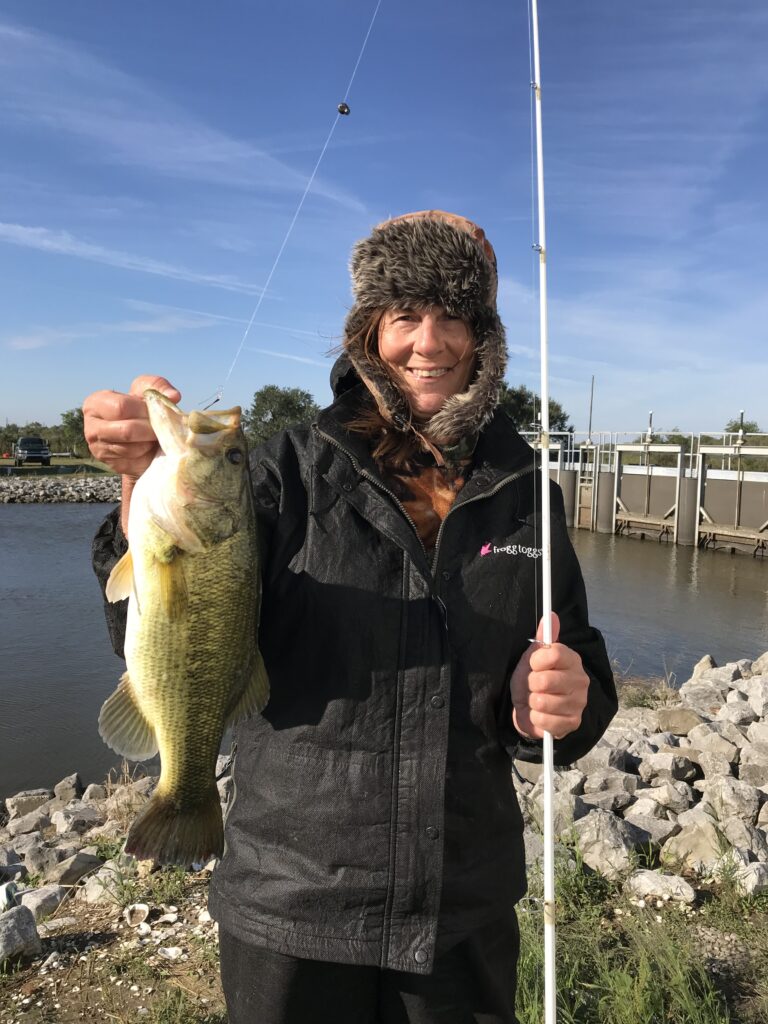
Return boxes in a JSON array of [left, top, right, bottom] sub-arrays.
[[529, 0, 556, 1021]]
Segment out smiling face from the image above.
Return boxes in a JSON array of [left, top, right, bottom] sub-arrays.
[[377, 307, 476, 419]]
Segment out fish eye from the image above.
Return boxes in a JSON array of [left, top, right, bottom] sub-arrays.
[[226, 448, 244, 465]]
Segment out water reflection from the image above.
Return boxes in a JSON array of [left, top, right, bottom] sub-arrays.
[[570, 529, 768, 683]]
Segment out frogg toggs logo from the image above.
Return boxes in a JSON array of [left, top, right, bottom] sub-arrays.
[[480, 541, 542, 559]]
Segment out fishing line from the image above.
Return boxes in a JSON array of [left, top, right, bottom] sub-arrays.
[[206, 0, 385, 409]]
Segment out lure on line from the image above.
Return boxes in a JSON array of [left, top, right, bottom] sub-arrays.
[[338, 102, 351, 115]]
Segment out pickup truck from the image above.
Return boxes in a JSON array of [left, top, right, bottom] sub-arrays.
[[14, 436, 51, 467]]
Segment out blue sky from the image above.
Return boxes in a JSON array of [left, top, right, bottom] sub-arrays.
[[1, 0, 766, 434]]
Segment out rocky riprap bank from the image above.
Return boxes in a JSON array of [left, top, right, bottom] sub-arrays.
[[2, 651, 768, 973], [0, 476, 120, 504]]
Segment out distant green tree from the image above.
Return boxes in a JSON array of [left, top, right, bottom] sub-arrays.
[[725, 417, 761, 435], [497, 382, 570, 432], [242, 385, 321, 446], [59, 408, 86, 455]]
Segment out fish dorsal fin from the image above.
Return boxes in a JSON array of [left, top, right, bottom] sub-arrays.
[[99, 671, 158, 761], [225, 648, 270, 727], [106, 550, 134, 603]]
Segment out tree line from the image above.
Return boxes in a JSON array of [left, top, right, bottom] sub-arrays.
[[240, 382, 570, 447], [1, 383, 570, 458], [1, 409, 86, 457]]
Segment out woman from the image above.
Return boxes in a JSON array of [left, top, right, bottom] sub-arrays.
[[85, 210, 616, 1023]]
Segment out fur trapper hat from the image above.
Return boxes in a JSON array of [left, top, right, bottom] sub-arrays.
[[343, 210, 508, 446]]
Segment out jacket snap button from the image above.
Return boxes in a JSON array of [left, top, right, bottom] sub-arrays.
[[430, 695, 444, 709], [426, 825, 439, 841], [441, 571, 451, 582], [414, 949, 428, 964], [342, 482, 353, 492]]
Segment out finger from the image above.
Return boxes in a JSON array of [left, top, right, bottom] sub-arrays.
[[526, 669, 585, 696], [529, 642, 583, 674], [534, 611, 560, 646], [527, 689, 586, 717], [129, 375, 181, 403], [83, 389, 152, 426], [86, 418, 159, 446], [528, 709, 583, 741]]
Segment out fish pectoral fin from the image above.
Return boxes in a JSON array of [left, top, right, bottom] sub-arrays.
[[105, 550, 134, 603], [99, 672, 158, 761], [225, 648, 270, 726], [157, 558, 188, 620]]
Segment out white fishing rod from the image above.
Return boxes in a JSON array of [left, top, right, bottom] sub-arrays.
[[529, 0, 556, 1021]]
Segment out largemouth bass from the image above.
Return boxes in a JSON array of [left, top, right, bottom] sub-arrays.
[[100, 390, 268, 865]]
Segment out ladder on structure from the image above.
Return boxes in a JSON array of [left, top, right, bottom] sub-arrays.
[[575, 444, 598, 530]]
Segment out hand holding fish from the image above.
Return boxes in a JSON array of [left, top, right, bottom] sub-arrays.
[[510, 612, 589, 741], [83, 375, 181, 533]]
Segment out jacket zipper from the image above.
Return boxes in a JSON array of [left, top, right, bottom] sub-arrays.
[[316, 428, 536, 577], [316, 429, 430, 563]]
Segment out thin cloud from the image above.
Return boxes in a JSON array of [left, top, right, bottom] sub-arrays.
[[6, 312, 219, 350], [245, 347, 329, 368], [125, 300, 321, 338], [0, 222, 262, 294], [0, 21, 366, 213]]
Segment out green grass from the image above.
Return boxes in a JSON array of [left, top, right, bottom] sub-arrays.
[[517, 858, 731, 1024]]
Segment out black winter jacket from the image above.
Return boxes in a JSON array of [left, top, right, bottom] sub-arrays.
[[92, 383, 616, 976]]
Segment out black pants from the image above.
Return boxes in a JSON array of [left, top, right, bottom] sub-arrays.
[[219, 918, 520, 1024]]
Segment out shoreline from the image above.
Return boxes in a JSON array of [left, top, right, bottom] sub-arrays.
[[0, 477, 120, 504]]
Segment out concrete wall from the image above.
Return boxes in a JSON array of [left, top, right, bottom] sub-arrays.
[[701, 478, 768, 530], [619, 473, 678, 518], [556, 469, 577, 528]]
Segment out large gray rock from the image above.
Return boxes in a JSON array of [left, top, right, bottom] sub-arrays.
[[47, 851, 102, 886], [0, 846, 20, 867], [716, 704, 757, 728], [0, 905, 41, 961], [625, 795, 667, 819], [572, 810, 638, 879], [5, 790, 53, 820], [742, 677, 768, 718], [698, 777, 762, 825], [695, 751, 736, 779], [50, 803, 105, 835], [620, 812, 680, 847], [662, 821, 724, 874], [638, 752, 697, 784], [611, 707, 660, 735], [19, 885, 69, 922], [575, 740, 627, 774], [691, 655, 717, 678], [53, 773, 84, 803], [624, 869, 695, 904], [637, 780, 694, 815], [7, 808, 51, 838], [746, 722, 768, 747], [735, 862, 768, 896], [0, 862, 28, 884], [582, 768, 638, 795], [752, 652, 768, 676], [526, 789, 589, 836], [580, 790, 633, 814], [8, 832, 43, 858], [82, 784, 107, 804], [656, 707, 706, 736], [721, 819, 768, 862]]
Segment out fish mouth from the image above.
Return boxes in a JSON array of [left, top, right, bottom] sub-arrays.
[[144, 390, 242, 455]]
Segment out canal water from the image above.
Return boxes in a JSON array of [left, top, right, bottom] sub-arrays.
[[1, 503, 766, 797]]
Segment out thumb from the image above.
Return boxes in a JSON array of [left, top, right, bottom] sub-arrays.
[[129, 375, 182, 404], [535, 611, 560, 645]]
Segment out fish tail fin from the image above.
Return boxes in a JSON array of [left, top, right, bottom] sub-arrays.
[[125, 787, 223, 866]]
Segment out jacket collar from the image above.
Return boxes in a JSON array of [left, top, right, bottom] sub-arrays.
[[315, 384, 535, 493]]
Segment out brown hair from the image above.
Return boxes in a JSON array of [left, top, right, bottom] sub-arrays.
[[342, 308, 428, 471]]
